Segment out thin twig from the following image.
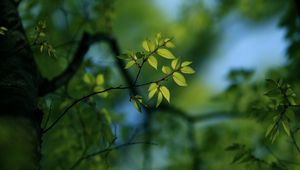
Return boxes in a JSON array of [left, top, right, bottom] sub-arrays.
[[69, 141, 157, 170]]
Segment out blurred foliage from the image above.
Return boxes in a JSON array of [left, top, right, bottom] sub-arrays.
[[11, 0, 300, 169]]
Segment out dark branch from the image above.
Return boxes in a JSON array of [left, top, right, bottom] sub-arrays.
[[69, 141, 156, 170], [156, 104, 238, 123], [38, 32, 134, 96]]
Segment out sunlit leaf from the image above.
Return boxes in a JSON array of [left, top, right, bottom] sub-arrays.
[[148, 83, 158, 91], [171, 59, 178, 69], [96, 74, 104, 85], [125, 60, 135, 69], [181, 61, 192, 67], [148, 88, 157, 100], [156, 92, 163, 107], [173, 72, 187, 86], [160, 86, 170, 103], [162, 66, 172, 74], [93, 86, 108, 97], [142, 40, 150, 52], [133, 99, 141, 112], [83, 73, 95, 85], [147, 55, 158, 69], [166, 41, 175, 48], [181, 66, 195, 74], [157, 48, 175, 59]]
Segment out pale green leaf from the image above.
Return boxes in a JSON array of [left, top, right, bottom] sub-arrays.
[[148, 83, 158, 91], [0, 26, 8, 31], [181, 66, 195, 74], [171, 59, 178, 70], [160, 86, 170, 103], [133, 99, 141, 112], [156, 92, 163, 107], [93, 86, 108, 97], [166, 41, 175, 48], [157, 48, 175, 59], [162, 66, 172, 74], [181, 61, 192, 67], [96, 74, 104, 85], [83, 73, 95, 85], [148, 55, 158, 69], [173, 72, 187, 86], [125, 60, 135, 69], [142, 40, 150, 52], [148, 88, 157, 100]]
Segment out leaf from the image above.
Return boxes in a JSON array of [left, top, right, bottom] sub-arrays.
[[118, 54, 129, 60], [288, 96, 296, 105], [165, 41, 175, 48], [282, 120, 291, 136], [264, 89, 281, 97], [157, 48, 175, 59], [125, 60, 135, 69], [181, 66, 195, 74], [171, 59, 179, 69], [162, 66, 172, 74], [83, 73, 95, 85], [160, 86, 170, 103], [173, 72, 187, 86], [181, 61, 192, 67], [148, 88, 157, 100], [148, 83, 158, 100], [148, 83, 158, 91], [156, 92, 163, 107], [93, 86, 108, 97], [133, 99, 141, 112], [265, 123, 274, 138], [40, 45, 44, 52], [96, 74, 104, 85], [147, 56, 158, 69], [142, 40, 150, 52]]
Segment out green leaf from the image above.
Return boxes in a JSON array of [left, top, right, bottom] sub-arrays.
[[93, 86, 108, 97], [282, 120, 291, 136], [173, 72, 187, 86], [162, 66, 172, 74], [148, 88, 157, 100], [171, 59, 179, 69], [156, 92, 163, 107], [117, 54, 129, 60], [288, 96, 296, 105], [265, 123, 274, 138], [181, 61, 192, 67], [264, 89, 281, 97], [83, 73, 95, 85], [133, 99, 141, 112], [157, 48, 175, 59], [148, 83, 158, 91], [147, 55, 158, 69], [142, 40, 150, 52], [125, 60, 135, 69], [181, 66, 195, 74], [96, 74, 104, 85], [160, 86, 170, 103], [165, 41, 175, 48]]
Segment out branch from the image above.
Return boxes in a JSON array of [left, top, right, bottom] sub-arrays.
[[38, 32, 130, 96], [156, 104, 239, 123], [69, 141, 156, 170]]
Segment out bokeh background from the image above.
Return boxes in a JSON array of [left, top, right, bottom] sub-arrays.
[[18, 0, 300, 169]]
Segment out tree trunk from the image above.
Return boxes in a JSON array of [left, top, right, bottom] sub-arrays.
[[0, 0, 42, 169]]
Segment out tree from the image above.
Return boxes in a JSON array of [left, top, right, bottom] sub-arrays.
[[1, 0, 300, 170]]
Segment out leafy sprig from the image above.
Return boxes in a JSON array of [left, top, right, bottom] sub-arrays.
[[118, 33, 195, 111]]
